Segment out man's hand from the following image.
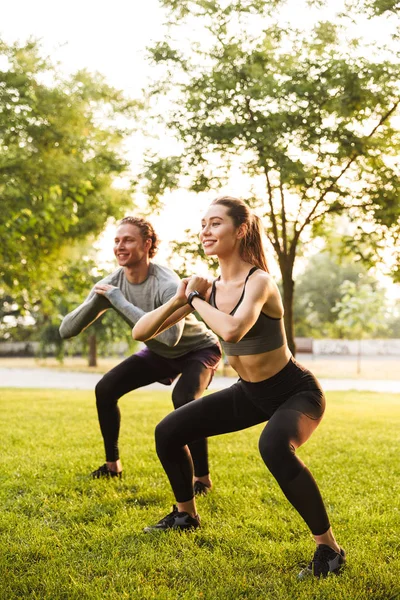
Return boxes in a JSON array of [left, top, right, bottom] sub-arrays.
[[94, 284, 118, 296], [185, 275, 212, 298], [174, 278, 190, 305]]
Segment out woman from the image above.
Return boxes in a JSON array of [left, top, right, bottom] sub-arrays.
[[132, 196, 345, 578]]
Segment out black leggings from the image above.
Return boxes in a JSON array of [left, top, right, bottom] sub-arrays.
[[95, 353, 213, 476], [155, 358, 330, 536]]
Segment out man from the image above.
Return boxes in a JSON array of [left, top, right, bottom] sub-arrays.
[[59, 216, 221, 494]]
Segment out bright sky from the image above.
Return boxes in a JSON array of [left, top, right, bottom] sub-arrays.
[[1, 0, 164, 95], [2, 1, 398, 287]]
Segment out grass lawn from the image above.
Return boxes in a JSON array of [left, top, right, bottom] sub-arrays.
[[1, 388, 399, 600]]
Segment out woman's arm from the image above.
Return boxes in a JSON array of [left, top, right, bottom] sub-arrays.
[[95, 284, 185, 346], [186, 273, 272, 342], [132, 277, 212, 342], [132, 279, 189, 342]]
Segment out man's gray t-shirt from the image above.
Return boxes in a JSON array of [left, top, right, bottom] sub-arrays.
[[59, 263, 218, 359]]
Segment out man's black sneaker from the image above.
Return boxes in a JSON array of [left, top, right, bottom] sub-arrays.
[[91, 463, 122, 479], [193, 480, 211, 496], [144, 505, 200, 532], [298, 544, 346, 579]]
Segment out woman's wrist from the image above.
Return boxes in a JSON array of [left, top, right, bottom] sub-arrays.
[[187, 290, 205, 307]]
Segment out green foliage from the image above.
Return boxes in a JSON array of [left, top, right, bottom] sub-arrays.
[[293, 249, 379, 338], [0, 293, 33, 342], [392, 255, 400, 284], [332, 280, 389, 340], [141, 155, 182, 208], [349, 0, 400, 16], [160, 0, 285, 21], [0, 39, 136, 296], [1, 388, 400, 599], [308, 0, 400, 16]]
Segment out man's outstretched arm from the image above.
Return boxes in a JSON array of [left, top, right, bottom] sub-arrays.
[[59, 290, 110, 339]]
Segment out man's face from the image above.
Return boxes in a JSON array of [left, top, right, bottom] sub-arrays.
[[113, 223, 150, 267]]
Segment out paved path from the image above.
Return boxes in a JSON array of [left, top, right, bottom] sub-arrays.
[[1, 367, 400, 393]]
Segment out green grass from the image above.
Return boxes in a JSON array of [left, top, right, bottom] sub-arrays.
[[1, 388, 399, 600]]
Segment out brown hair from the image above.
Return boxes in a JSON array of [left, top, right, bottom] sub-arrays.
[[118, 216, 159, 258], [211, 196, 269, 272]]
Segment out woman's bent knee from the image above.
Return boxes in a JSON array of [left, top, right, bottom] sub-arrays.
[[259, 435, 297, 479], [155, 415, 177, 457]]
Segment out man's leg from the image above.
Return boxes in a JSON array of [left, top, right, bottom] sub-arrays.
[[94, 352, 167, 473], [171, 361, 213, 486]]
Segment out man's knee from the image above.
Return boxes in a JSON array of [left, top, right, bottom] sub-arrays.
[[172, 386, 193, 409], [95, 373, 117, 407], [172, 364, 210, 408]]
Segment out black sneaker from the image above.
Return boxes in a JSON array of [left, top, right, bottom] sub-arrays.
[[298, 544, 346, 579], [91, 463, 122, 479], [144, 505, 200, 532], [193, 480, 211, 496]]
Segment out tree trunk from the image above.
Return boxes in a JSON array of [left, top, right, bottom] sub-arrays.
[[357, 338, 361, 375], [282, 267, 296, 356], [88, 333, 97, 367]]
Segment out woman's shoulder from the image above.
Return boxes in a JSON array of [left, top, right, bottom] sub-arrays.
[[248, 269, 281, 302], [250, 268, 275, 286]]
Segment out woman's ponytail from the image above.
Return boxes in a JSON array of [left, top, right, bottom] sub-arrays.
[[241, 213, 269, 272], [212, 196, 269, 272]]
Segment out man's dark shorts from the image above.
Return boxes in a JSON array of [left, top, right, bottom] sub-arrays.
[[135, 344, 222, 386]]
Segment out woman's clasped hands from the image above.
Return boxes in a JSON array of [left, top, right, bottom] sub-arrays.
[[175, 275, 212, 305]]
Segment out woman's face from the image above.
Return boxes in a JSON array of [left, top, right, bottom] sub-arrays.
[[200, 204, 242, 257]]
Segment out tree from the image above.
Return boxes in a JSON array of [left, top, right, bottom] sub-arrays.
[[332, 279, 389, 372], [138, 0, 400, 353], [293, 246, 379, 338], [0, 39, 136, 299]]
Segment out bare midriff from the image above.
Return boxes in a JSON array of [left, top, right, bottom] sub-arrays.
[[227, 344, 292, 383]]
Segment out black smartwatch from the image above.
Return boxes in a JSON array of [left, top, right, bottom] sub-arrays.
[[187, 290, 205, 307]]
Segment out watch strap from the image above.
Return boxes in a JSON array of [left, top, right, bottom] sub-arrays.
[[187, 290, 205, 307]]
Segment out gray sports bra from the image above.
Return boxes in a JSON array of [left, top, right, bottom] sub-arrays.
[[209, 267, 286, 356]]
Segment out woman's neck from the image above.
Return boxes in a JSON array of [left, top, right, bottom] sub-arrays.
[[218, 256, 253, 283]]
